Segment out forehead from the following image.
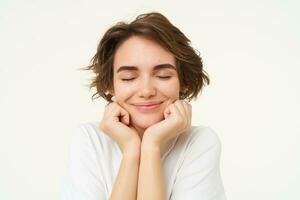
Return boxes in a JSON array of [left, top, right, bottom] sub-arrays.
[[113, 36, 176, 72]]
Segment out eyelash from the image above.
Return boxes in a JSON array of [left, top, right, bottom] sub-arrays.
[[121, 76, 171, 81]]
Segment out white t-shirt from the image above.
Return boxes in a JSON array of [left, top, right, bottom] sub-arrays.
[[60, 121, 226, 200]]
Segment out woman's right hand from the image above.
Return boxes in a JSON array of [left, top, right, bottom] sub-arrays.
[[99, 102, 141, 156]]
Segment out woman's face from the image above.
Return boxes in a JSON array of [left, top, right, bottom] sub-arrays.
[[111, 36, 180, 132]]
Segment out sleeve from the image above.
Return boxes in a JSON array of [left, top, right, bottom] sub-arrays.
[[170, 127, 226, 200], [60, 125, 107, 200]]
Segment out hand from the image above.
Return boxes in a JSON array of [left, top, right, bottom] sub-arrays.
[[143, 100, 192, 148], [99, 102, 141, 156]]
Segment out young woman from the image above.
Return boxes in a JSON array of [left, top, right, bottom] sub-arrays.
[[60, 12, 226, 200]]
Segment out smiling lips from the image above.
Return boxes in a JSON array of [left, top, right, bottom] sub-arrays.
[[133, 101, 163, 113]]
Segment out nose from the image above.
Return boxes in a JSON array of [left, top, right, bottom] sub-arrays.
[[137, 78, 156, 98]]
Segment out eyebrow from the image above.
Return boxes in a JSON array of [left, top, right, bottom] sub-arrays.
[[116, 64, 177, 73]]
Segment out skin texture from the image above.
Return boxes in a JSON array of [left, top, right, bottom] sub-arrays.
[[100, 35, 192, 200]]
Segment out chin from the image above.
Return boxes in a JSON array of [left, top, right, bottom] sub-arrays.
[[131, 113, 164, 129]]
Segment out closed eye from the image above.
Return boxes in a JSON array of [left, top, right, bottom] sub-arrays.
[[121, 78, 135, 81], [158, 76, 171, 79], [121, 76, 171, 81]]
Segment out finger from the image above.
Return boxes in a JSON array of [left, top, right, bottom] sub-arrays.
[[182, 102, 192, 128], [116, 104, 131, 125], [110, 104, 130, 125], [165, 99, 174, 107], [166, 102, 182, 121], [174, 100, 190, 129], [104, 102, 117, 116], [107, 102, 122, 116], [182, 101, 191, 117], [163, 99, 173, 119], [188, 103, 192, 121], [174, 100, 186, 119], [120, 109, 130, 125], [105, 100, 112, 107], [164, 103, 171, 119], [164, 99, 182, 119]]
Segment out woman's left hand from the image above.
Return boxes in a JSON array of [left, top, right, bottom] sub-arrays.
[[143, 99, 192, 148]]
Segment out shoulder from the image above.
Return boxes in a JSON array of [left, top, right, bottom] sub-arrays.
[[72, 121, 101, 136], [70, 121, 99, 143], [186, 125, 221, 147], [168, 126, 226, 199], [179, 125, 222, 158], [70, 121, 116, 150]]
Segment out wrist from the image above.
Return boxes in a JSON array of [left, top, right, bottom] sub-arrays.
[[122, 148, 141, 159], [141, 137, 161, 153], [121, 142, 141, 157], [142, 132, 163, 147]]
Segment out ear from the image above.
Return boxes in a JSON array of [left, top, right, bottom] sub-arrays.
[[180, 85, 188, 93], [108, 88, 115, 96]]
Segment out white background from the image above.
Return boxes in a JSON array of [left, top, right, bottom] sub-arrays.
[[0, 0, 299, 199]]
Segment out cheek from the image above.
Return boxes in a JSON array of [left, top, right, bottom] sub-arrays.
[[114, 83, 136, 100], [158, 80, 180, 99]]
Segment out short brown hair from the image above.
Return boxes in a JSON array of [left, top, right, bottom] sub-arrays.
[[81, 12, 210, 103]]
